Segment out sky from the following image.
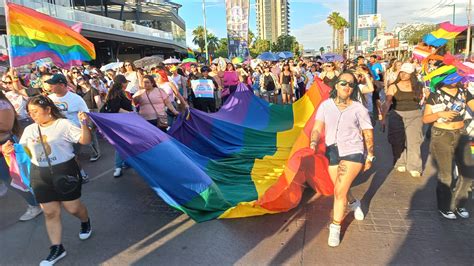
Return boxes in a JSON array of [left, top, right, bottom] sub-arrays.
[[174, 0, 470, 50]]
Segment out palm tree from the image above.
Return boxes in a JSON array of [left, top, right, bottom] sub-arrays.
[[335, 16, 350, 54], [207, 33, 220, 55], [319, 46, 325, 55], [326, 12, 340, 53], [192, 26, 206, 52]]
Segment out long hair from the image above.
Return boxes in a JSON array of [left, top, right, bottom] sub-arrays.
[[107, 77, 127, 101], [329, 71, 362, 102], [155, 70, 169, 82], [390, 72, 423, 100], [27, 95, 65, 120], [0, 90, 20, 136], [143, 75, 158, 88]]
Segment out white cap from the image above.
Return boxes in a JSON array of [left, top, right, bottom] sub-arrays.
[[400, 63, 415, 74]]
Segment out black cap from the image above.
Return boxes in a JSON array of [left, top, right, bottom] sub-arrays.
[[113, 74, 130, 84], [201, 66, 210, 72], [45, 74, 67, 85]]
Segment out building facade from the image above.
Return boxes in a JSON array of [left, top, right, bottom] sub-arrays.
[[349, 0, 377, 44], [0, 0, 187, 64], [256, 0, 290, 43]]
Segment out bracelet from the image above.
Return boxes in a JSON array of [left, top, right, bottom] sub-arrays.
[[310, 141, 317, 145]]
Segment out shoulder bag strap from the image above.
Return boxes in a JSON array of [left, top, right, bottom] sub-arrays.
[[37, 125, 54, 175], [145, 89, 161, 119]]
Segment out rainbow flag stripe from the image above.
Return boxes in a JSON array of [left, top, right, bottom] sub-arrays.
[[423, 22, 468, 47], [6, 3, 95, 67], [89, 80, 334, 222]]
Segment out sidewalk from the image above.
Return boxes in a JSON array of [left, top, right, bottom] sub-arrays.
[[0, 129, 473, 265]]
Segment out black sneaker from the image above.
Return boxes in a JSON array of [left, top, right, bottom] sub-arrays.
[[39, 244, 66, 266], [81, 174, 89, 184], [439, 210, 457, 220], [455, 208, 470, 219], [79, 218, 92, 240]]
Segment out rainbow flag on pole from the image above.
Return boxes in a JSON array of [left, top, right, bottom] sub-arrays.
[[423, 21, 468, 47], [187, 48, 195, 58], [6, 3, 95, 68], [89, 80, 334, 222]]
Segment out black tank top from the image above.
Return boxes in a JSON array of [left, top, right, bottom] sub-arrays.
[[323, 75, 338, 88], [392, 84, 419, 111], [282, 73, 291, 84]]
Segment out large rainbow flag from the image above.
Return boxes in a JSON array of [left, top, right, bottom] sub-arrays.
[[6, 3, 96, 68], [89, 80, 334, 222]]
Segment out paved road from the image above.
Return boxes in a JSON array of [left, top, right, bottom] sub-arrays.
[[1, 127, 473, 265]]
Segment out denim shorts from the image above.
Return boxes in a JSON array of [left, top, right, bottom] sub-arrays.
[[325, 144, 365, 166]]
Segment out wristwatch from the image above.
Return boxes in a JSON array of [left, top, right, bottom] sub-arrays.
[[367, 155, 375, 162]]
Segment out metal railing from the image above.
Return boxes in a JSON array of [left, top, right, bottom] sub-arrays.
[[1, 0, 186, 46]]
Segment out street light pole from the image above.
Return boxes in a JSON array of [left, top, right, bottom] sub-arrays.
[[466, 0, 472, 59], [202, 0, 209, 63]]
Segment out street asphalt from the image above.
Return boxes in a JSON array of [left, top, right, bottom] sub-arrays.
[[1, 125, 473, 265]]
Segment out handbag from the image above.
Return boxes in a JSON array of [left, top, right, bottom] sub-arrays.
[[145, 89, 168, 128], [37, 125, 80, 195]]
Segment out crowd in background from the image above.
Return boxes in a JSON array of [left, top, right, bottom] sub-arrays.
[[0, 52, 473, 261]]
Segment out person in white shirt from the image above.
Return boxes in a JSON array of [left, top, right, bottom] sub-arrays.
[[2, 95, 92, 266], [46, 74, 90, 182]]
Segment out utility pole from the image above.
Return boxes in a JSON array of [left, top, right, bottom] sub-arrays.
[[202, 0, 209, 63], [466, 0, 472, 59]]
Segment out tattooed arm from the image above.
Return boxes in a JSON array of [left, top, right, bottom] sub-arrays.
[[310, 120, 324, 151], [362, 129, 374, 171]]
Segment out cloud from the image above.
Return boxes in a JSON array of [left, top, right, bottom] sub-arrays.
[[290, 0, 469, 49]]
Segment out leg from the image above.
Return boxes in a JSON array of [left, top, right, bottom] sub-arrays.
[[333, 161, 364, 223], [430, 128, 455, 212], [41, 201, 62, 245], [114, 150, 124, 169], [62, 199, 89, 222], [388, 111, 406, 167], [89, 128, 101, 157], [453, 133, 470, 209], [0, 156, 38, 206], [404, 110, 424, 173]]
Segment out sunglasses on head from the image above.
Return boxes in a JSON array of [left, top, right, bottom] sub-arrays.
[[337, 80, 355, 88], [4, 81, 12, 84]]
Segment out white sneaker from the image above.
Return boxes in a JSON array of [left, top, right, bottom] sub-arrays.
[[19, 205, 43, 221], [456, 208, 470, 219], [439, 210, 457, 220], [409, 171, 421, 177], [348, 199, 364, 221], [0, 182, 8, 197], [328, 223, 341, 247], [396, 166, 406, 172], [113, 168, 122, 178]]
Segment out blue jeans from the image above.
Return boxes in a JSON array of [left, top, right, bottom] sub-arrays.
[[114, 151, 125, 169], [0, 155, 38, 206]]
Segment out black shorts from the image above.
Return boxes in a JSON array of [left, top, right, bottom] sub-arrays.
[[30, 159, 82, 203], [325, 144, 365, 166]]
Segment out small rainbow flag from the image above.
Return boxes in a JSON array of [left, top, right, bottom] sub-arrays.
[[423, 22, 468, 47], [187, 48, 195, 58], [6, 3, 96, 68]]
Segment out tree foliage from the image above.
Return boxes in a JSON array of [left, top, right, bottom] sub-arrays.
[[403, 24, 437, 45], [327, 12, 349, 54]]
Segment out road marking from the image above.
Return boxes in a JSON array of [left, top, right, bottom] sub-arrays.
[[90, 168, 114, 181]]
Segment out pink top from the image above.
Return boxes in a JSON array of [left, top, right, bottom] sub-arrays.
[[223, 71, 239, 88], [133, 87, 168, 120]]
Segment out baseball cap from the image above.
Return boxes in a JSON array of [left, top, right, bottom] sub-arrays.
[[400, 63, 415, 74], [45, 74, 68, 85]]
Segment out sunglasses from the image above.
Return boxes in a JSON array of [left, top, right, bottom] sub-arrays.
[[125, 64, 132, 67], [4, 81, 12, 84], [337, 80, 355, 88], [72, 71, 79, 74]]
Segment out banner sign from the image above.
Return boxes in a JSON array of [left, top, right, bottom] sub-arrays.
[[225, 0, 250, 58], [357, 14, 382, 29], [191, 79, 215, 98]]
